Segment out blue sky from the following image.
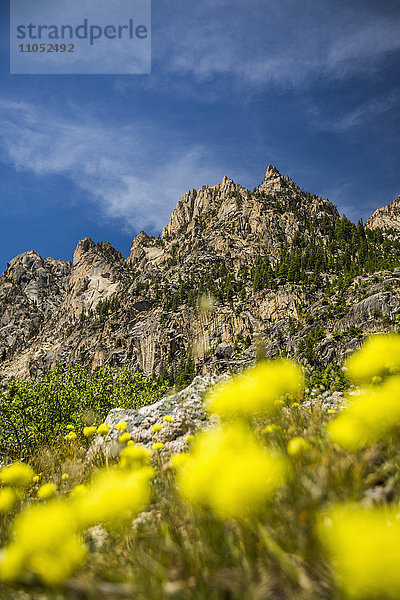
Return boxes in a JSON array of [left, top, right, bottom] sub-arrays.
[[1, 0, 400, 273]]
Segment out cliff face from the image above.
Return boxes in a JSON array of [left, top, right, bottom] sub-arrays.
[[0, 252, 70, 359], [366, 196, 400, 231], [64, 238, 125, 319], [0, 165, 400, 384]]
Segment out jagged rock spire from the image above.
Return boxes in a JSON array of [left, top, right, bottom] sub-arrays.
[[259, 164, 286, 192], [264, 165, 282, 181]]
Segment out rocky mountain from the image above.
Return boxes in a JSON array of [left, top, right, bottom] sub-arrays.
[[1, 164, 400, 387], [366, 195, 400, 231]]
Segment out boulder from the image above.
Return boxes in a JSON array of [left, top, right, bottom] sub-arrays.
[[89, 374, 226, 460], [215, 342, 233, 359]]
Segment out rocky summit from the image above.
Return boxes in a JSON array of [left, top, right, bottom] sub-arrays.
[[1, 164, 400, 386]]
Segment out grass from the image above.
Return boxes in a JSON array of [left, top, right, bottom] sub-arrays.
[[0, 338, 400, 599]]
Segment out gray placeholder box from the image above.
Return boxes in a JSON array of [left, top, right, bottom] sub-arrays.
[[10, 0, 151, 74]]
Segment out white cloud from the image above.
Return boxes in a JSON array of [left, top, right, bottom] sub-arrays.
[[309, 89, 400, 132], [0, 99, 227, 233], [151, 0, 400, 90]]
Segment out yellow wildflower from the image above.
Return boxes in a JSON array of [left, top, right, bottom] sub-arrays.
[[0, 489, 17, 513], [61, 473, 69, 481], [83, 426, 96, 437], [170, 453, 190, 470], [198, 294, 215, 313], [318, 503, 400, 599], [264, 424, 279, 434], [70, 484, 87, 499], [152, 442, 164, 451], [64, 432, 77, 441], [176, 423, 286, 519], [96, 424, 110, 436], [115, 421, 127, 432], [274, 399, 285, 408], [206, 360, 304, 418], [163, 415, 174, 423], [345, 334, 400, 383], [66, 425, 75, 431], [152, 424, 162, 433], [0, 463, 34, 488], [0, 500, 85, 585], [73, 467, 153, 527], [118, 432, 132, 444], [287, 437, 310, 456], [32, 475, 40, 484], [328, 374, 400, 450], [37, 483, 57, 500], [119, 444, 151, 471]]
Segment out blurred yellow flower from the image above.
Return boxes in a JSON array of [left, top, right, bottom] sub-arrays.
[[70, 484, 87, 499], [346, 334, 400, 383], [274, 399, 285, 408], [119, 444, 151, 471], [264, 424, 279, 434], [176, 423, 286, 519], [0, 463, 34, 488], [318, 503, 400, 599], [97, 424, 110, 436], [32, 475, 40, 484], [118, 432, 132, 444], [328, 375, 400, 450], [73, 467, 153, 526], [171, 453, 190, 470], [198, 294, 215, 313], [64, 432, 77, 441], [0, 500, 85, 585], [207, 360, 304, 418], [66, 425, 75, 431], [61, 473, 69, 481], [152, 424, 162, 433], [163, 415, 174, 423], [287, 437, 310, 456], [0, 488, 17, 513], [115, 421, 127, 431], [83, 426, 96, 437], [37, 483, 57, 500]]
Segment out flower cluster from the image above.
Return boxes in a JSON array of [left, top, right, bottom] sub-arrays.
[[206, 359, 304, 417], [318, 503, 400, 599], [175, 423, 286, 519], [0, 443, 154, 585], [345, 333, 400, 383], [328, 335, 400, 450]]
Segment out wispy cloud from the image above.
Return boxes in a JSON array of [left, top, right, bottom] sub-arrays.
[[310, 90, 400, 132], [150, 0, 400, 92], [0, 100, 227, 233]]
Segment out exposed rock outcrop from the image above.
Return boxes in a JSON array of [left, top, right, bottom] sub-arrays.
[[65, 238, 125, 318], [90, 374, 224, 459], [0, 165, 400, 385], [366, 196, 400, 231]]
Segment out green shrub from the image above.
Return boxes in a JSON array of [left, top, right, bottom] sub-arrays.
[[0, 363, 168, 458]]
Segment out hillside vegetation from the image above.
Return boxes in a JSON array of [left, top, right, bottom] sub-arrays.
[[0, 335, 399, 599]]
